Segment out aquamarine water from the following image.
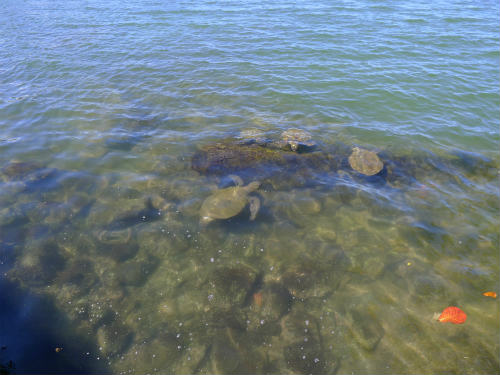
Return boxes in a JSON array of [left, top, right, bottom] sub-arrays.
[[1, 0, 499, 374]]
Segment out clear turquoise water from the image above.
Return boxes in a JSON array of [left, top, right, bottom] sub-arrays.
[[1, 0, 499, 374]]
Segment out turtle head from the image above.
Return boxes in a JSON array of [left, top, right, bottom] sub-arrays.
[[289, 141, 299, 152]]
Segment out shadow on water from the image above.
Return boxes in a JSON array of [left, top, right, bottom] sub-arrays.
[[0, 278, 110, 374]]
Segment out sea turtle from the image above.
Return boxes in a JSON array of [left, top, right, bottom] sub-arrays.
[[279, 128, 316, 152], [348, 147, 384, 176], [200, 175, 261, 224]]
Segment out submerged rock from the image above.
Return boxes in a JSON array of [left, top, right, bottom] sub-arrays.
[[9, 240, 67, 287], [97, 228, 139, 262], [347, 306, 385, 351], [169, 341, 209, 374], [245, 282, 293, 333], [280, 307, 340, 375], [102, 197, 162, 231], [210, 327, 267, 374], [116, 255, 159, 287], [212, 329, 242, 374], [207, 264, 258, 310], [56, 258, 97, 296], [104, 134, 143, 151], [191, 140, 342, 192], [254, 282, 293, 322], [280, 247, 347, 299], [96, 319, 134, 357], [1, 161, 42, 180], [192, 142, 287, 176], [450, 149, 498, 178]]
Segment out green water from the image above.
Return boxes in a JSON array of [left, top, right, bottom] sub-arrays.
[[1, 0, 499, 374]]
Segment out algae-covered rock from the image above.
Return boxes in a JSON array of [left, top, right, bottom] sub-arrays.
[[211, 330, 242, 374], [192, 142, 287, 176], [96, 319, 134, 357], [191, 139, 344, 191], [56, 258, 97, 296], [1, 161, 42, 181], [280, 306, 340, 375], [207, 264, 258, 310], [245, 282, 293, 333], [280, 248, 347, 299], [347, 253, 386, 279], [116, 255, 159, 287], [96, 228, 139, 262], [211, 328, 267, 374], [101, 197, 162, 231], [9, 240, 67, 287], [116, 334, 185, 374], [169, 342, 209, 375], [254, 282, 293, 322]]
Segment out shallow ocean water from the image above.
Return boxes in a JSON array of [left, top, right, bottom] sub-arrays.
[[1, 0, 499, 374]]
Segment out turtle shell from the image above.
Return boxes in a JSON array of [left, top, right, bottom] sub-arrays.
[[348, 147, 383, 176], [200, 186, 248, 220], [280, 128, 316, 151], [238, 128, 268, 145], [281, 128, 312, 142]]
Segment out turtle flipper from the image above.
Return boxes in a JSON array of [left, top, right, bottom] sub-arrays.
[[248, 196, 260, 221]]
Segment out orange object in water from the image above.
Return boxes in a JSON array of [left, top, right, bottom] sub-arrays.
[[483, 291, 497, 298], [253, 292, 263, 308], [438, 306, 467, 324]]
